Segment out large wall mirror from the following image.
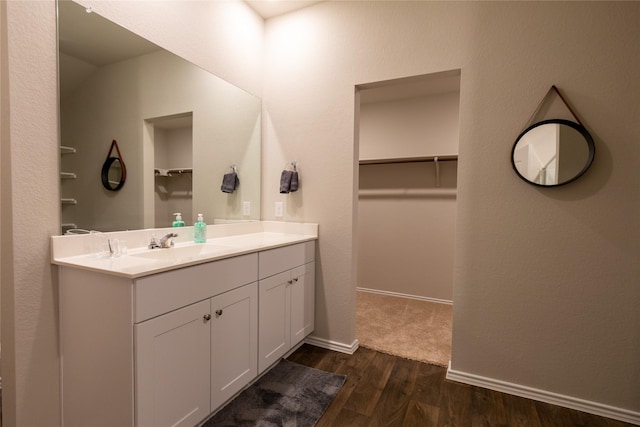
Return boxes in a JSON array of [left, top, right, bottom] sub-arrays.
[[58, 0, 261, 234]]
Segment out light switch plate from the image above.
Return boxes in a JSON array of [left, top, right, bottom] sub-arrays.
[[243, 201, 251, 216], [275, 201, 284, 218]]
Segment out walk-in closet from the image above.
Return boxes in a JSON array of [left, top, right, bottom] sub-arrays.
[[356, 70, 460, 366]]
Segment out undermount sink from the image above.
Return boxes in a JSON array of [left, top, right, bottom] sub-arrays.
[[129, 243, 233, 261]]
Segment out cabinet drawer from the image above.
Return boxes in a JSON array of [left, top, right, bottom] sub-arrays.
[[134, 253, 258, 323], [258, 241, 315, 279]]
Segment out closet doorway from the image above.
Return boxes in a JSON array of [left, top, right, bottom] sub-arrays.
[[355, 70, 459, 367]]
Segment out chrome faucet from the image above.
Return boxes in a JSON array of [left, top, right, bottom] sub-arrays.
[[149, 232, 178, 249]]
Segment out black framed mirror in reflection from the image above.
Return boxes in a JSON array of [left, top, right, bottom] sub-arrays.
[[511, 119, 595, 187], [101, 157, 126, 191], [58, 0, 261, 234]]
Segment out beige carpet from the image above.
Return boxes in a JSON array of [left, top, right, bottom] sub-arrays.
[[356, 291, 452, 367]]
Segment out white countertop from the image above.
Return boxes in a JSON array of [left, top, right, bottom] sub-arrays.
[[51, 222, 318, 279]]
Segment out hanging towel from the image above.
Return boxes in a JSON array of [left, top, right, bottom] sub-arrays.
[[280, 170, 293, 193], [221, 172, 239, 193], [290, 171, 299, 192]]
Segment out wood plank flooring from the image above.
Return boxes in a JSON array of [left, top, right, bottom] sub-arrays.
[[287, 344, 636, 427]]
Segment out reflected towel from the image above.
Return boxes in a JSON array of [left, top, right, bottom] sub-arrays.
[[290, 171, 299, 192], [280, 170, 293, 193], [221, 172, 239, 193]]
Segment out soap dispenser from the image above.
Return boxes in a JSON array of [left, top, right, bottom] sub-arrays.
[[194, 213, 207, 243], [172, 213, 185, 227]]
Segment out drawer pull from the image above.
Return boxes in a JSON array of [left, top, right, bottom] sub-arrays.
[[203, 314, 211, 322], [215, 309, 223, 317]]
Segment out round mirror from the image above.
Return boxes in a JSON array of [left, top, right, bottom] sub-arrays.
[[101, 157, 126, 191], [511, 119, 595, 187]]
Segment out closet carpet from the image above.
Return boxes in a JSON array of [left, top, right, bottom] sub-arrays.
[[356, 291, 452, 367]]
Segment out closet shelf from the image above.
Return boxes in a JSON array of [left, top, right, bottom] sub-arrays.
[[360, 155, 458, 188], [359, 188, 457, 198], [155, 168, 193, 177], [359, 155, 458, 165]]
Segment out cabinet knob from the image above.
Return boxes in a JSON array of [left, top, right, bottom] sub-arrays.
[[293, 277, 299, 282], [215, 309, 223, 317], [203, 314, 212, 322], [287, 280, 293, 285]]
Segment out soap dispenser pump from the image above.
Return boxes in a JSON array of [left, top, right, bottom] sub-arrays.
[[194, 213, 207, 243], [172, 213, 185, 227]]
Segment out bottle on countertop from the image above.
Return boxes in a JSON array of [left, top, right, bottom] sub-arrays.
[[172, 213, 185, 227], [194, 213, 207, 243]]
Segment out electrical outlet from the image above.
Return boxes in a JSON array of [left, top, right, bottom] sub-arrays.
[[275, 201, 284, 218], [243, 201, 251, 216]]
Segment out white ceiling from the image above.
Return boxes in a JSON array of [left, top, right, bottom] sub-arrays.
[[244, 0, 325, 19]]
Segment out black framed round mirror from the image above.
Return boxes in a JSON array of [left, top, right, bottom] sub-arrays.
[[101, 156, 126, 191], [511, 119, 595, 187]]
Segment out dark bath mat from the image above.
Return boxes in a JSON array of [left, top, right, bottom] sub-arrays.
[[201, 359, 346, 426]]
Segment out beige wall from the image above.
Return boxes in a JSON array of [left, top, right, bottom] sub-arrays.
[[359, 91, 460, 160], [1, 1, 263, 425], [263, 0, 639, 418], [2, 2, 60, 425], [358, 161, 457, 301], [3, 0, 639, 425], [0, 0, 9, 423]]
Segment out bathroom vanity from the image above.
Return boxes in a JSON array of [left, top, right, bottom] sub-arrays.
[[51, 222, 317, 427]]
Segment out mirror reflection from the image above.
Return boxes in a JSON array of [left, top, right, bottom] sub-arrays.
[[511, 119, 594, 186], [58, 1, 261, 234], [101, 157, 126, 191]]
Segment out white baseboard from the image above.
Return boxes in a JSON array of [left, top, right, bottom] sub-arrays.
[[357, 287, 453, 305], [304, 335, 359, 355], [446, 363, 640, 425]]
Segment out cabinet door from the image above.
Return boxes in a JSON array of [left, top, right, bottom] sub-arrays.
[[258, 270, 291, 373], [210, 282, 258, 410], [290, 262, 315, 346], [135, 300, 211, 427]]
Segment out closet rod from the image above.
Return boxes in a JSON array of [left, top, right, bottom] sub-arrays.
[[359, 188, 457, 198], [359, 155, 457, 165]]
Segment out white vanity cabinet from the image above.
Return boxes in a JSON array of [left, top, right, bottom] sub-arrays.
[[59, 253, 259, 427], [258, 241, 315, 373], [135, 282, 258, 427], [58, 236, 316, 427]]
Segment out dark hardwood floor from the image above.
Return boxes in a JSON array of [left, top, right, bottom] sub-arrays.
[[287, 344, 636, 427]]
